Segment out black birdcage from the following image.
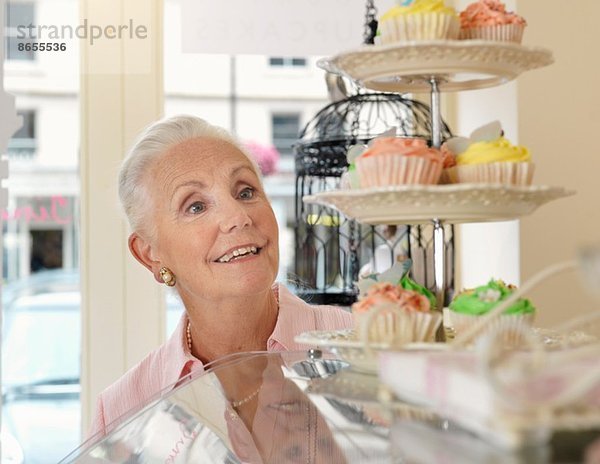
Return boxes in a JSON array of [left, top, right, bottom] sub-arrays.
[[292, 91, 455, 306]]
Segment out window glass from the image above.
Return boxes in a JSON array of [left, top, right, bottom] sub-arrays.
[[12, 109, 35, 139], [5, 2, 35, 60], [3, 293, 80, 387], [7, 110, 36, 160], [268, 56, 306, 67], [291, 57, 306, 66], [2, 0, 80, 461], [272, 113, 300, 156]]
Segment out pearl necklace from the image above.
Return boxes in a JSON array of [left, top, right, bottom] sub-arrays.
[[186, 320, 193, 353], [186, 320, 260, 409], [231, 387, 261, 409]]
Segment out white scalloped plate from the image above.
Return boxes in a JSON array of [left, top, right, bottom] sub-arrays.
[[303, 184, 574, 225], [317, 40, 554, 93], [295, 329, 446, 374]]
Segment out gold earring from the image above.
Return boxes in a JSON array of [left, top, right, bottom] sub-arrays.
[[159, 267, 176, 286]]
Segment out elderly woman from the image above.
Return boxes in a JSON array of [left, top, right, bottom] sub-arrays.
[[89, 115, 352, 437]]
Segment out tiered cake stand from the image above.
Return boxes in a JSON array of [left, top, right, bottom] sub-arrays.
[[306, 40, 574, 316]]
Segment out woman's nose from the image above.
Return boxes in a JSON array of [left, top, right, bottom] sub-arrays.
[[218, 198, 252, 233]]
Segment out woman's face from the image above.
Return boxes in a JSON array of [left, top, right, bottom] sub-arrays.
[[141, 136, 279, 302]]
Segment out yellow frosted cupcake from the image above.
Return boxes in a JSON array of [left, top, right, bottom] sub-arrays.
[[378, 0, 460, 45], [444, 121, 534, 185]]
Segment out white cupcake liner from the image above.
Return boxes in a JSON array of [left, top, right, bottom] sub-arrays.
[[459, 24, 525, 43], [379, 13, 460, 45], [445, 310, 535, 346], [444, 161, 534, 186], [354, 303, 442, 346], [356, 155, 443, 188]]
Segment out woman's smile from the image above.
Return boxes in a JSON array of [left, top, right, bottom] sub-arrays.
[[215, 245, 261, 263]]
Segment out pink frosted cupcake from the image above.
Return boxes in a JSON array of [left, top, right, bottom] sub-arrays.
[[355, 138, 443, 188], [459, 0, 526, 43], [353, 282, 441, 345]]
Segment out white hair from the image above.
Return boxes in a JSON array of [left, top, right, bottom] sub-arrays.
[[118, 115, 261, 234]]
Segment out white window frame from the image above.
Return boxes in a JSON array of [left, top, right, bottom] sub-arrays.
[[79, 0, 165, 438]]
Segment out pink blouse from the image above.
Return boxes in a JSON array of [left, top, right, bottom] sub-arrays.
[[87, 284, 352, 440]]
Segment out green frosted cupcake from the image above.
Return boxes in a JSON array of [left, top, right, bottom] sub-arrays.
[[449, 279, 534, 316], [446, 279, 535, 343]]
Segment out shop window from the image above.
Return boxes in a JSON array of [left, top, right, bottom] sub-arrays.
[[272, 113, 300, 156], [8, 109, 36, 158], [269, 57, 306, 67], [2, 0, 80, 452], [5, 1, 36, 61]]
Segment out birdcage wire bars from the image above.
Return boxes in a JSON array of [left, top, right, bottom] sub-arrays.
[[293, 92, 455, 306]]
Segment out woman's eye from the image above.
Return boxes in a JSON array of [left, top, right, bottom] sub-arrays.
[[239, 187, 255, 200], [186, 201, 205, 214]]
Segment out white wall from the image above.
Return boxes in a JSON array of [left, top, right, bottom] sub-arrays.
[[518, 0, 600, 327], [449, 0, 521, 290], [452, 81, 521, 289]]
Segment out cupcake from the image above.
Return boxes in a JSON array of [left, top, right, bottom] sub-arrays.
[[353, 260, 442, 345], [446, 279, 536, 344], [377, 0, 460, 45], [459, 0, 527, 43], [443, 121, 534, 185], [355, 137, 444, 188]]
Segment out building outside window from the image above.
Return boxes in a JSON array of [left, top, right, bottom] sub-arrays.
[[4, 1, 35, 61]]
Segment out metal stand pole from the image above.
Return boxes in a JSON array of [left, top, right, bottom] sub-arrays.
[[433, 219, 445, 311], [429, 76, 446, 340], [429, 76, 445, 308], [433, 218, 446, 341], [429, 76, 442, 149]]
